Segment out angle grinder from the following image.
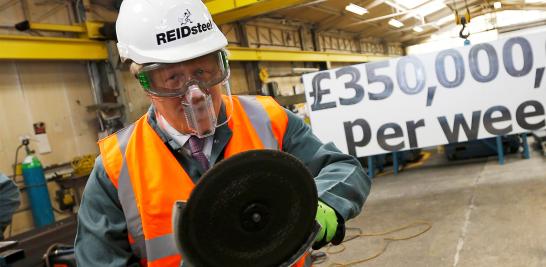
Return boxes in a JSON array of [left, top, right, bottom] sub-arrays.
[[172, 150, 344, 267]]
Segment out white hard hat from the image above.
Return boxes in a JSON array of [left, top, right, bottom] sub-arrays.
[[116, 0, 228, 64]]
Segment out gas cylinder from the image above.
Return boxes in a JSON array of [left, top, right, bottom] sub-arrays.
[[22, 154, 54, 227]]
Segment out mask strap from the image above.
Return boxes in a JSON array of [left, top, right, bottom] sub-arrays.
[[216, 80, 233, 128]]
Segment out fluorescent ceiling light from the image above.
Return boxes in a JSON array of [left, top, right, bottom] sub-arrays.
[[524, 0, 545, 3], [413, 26, 424, 32], [436, 15, 454, 26], [493, 1, 502, 9], [388, 18, 404, 28], [345, 3, 368, 15]]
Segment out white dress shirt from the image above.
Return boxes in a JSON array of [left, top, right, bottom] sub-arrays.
[[158, 115, 213, 163]]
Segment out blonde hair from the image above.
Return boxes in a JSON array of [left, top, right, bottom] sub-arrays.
[[130, 62, 144, 76]]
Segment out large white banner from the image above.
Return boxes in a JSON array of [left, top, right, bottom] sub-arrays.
[[303, 32, 546, 157]]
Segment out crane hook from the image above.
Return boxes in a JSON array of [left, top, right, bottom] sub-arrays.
[[459, 16, 470, 39]]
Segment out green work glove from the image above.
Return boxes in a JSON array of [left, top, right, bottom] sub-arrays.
[[313, 201, 339, 249]]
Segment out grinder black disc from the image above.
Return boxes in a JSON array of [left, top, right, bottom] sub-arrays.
[[175, 150, 317, 267]]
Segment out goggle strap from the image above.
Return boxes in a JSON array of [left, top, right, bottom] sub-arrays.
[[137, 72, 152, 90], [220, 50, 229, 71]]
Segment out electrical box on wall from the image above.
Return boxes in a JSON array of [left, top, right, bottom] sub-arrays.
[[33, 122, 51, 154]]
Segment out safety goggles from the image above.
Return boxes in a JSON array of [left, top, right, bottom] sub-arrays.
[[136, 50, 229, 99]]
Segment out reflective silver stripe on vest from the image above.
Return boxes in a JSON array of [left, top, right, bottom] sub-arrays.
[[237, 96, 279, 149], [145, 233, 179, 262], [115, 124, 147, 259], [303, 252, 313, 267]]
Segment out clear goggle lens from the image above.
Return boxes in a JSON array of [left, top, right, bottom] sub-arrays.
[[137, 50, 229, 100]]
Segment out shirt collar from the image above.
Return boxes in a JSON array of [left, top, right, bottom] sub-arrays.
[[146, 103, 232, 152], [146, 106, 183, 150], [157, 113, 191, 148]]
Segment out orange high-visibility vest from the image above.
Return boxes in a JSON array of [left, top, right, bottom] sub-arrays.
[[98, 95, 312, 267]]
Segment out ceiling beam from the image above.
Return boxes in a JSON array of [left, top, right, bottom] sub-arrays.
[[209, 0, 315, 25], [321, 0, 386, 31], [0, 34, 108, 60], [315, 2, 356, 31], [345, 5, 422, 29], [316, 2, 380, 31], [364, 0, 387, 10], [357, 15, 422, 38], [398, 0, 435, 21], [310, 5, 339, 15], [206, 0, 260, 14], [281, 0, 329, 11], [498, 18, 546, 33], [317, 15, 345, 30], [427, 0, 484, 21], [401, 4, 546, 44], [228, 46, 391, 62], [0, 31, 391, 62], [357, 0, 492, 38]]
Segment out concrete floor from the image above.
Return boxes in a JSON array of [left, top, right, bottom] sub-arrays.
[[317, 150, 546, 267]]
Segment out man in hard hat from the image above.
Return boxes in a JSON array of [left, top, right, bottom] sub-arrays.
[[75, 0, 371, 266]]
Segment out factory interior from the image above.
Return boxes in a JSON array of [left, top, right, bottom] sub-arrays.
[[1, 0, 546, 266]]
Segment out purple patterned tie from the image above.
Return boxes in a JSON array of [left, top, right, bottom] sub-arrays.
[[188, 136, 210, 170]]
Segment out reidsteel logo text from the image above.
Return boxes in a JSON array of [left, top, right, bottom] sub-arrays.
[[156, 10, 213, 45]]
